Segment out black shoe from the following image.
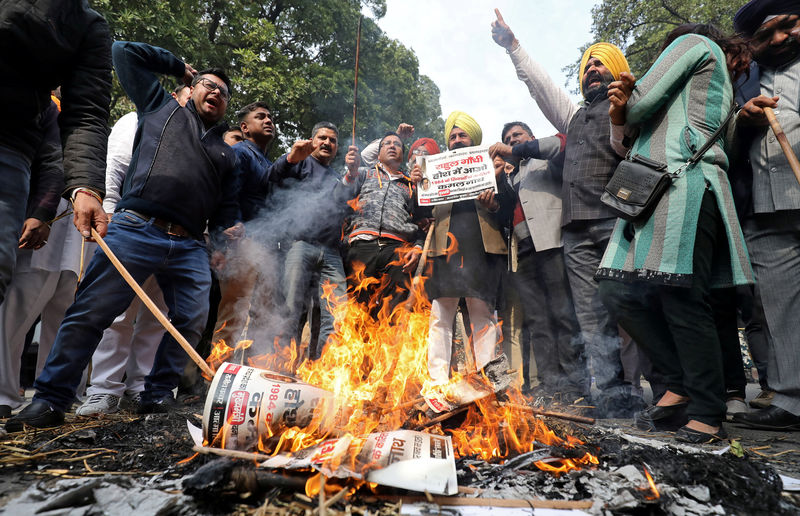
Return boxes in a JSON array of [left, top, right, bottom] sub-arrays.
[[5, 400, 64, 432], [137, 395, 178, 414], [732, 405, 800, 431], [674, 425, 728, 444], [0, 404, 11, 418], [634, 403, 688, 431]]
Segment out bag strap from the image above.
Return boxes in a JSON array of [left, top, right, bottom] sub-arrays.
[[686, 104, 737, 165]]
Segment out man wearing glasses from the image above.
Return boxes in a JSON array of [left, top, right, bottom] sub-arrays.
[[342, 133, 426, 316], [7, 41, 241, 430]]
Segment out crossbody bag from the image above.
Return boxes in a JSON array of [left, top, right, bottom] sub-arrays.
[[601, 106, 736, 222]]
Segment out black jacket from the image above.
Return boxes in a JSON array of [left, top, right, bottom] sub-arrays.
[[112, 41, 238, 239], [0, 0, 111, 195]]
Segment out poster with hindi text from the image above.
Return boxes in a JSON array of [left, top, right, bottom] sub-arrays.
[[417, 146, 496, 206]]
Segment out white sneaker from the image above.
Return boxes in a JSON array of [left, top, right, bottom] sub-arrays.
[[75, 393, 121, 416], [726, 398, 749, 421]]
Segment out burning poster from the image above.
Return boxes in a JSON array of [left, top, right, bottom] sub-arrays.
[[203, 362, 335, 450], [261, 430, 458, 495], [417, 146, 496, 206]]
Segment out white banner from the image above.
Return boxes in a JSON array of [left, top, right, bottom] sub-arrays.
[[417, 146, 496, 206], [261, 430, 458, 495]]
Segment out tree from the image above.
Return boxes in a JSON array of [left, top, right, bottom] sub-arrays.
[[565, 0, 742, 89], [93, 0, 444, 159]]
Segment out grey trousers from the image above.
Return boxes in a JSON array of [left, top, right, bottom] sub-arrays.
[[744, 210, 800, 415], [562, 219, 628, 409]]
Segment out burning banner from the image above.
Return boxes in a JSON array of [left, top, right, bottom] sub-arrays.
[[261, 430, 458, 495], [203, 362, 335, 450]]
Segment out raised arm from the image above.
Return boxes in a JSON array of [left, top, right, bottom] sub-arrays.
[[492, 9, 578, 132], [111, 41, 187, 114]]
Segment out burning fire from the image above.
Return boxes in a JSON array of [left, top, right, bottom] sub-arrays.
[[205, 244, 598, 475], [642, 464, 660, 500]]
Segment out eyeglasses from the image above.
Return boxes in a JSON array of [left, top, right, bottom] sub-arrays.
[[195, 77, 230, 101], [412, 148, 429, 156], [381, 140, 402, 148]]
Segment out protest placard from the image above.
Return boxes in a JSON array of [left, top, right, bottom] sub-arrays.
[[417, 145, 496, 206]]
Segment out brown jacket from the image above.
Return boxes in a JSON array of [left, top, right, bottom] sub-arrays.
[[430, 200, 507, 257]]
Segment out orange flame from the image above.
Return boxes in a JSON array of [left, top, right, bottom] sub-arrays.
[[204, 242, 597, 475], [642, 465, 660, 499]]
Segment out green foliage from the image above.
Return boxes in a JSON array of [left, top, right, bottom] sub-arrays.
[[565, 0, 741, 91], [92, 0, 443, 159]]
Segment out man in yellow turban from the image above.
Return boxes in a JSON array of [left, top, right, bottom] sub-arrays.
[[492, 9, 644, 420], [578, 43, 630, 100], [419, 111, 512, 385], [444, 111, 482, 148]]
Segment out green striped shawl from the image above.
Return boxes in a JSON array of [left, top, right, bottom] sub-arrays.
[[597, 34, 753, 288]]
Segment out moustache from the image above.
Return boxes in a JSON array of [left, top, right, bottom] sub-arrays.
[[450, 142, 468, 150]]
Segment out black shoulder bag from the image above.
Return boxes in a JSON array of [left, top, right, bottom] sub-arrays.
[[601, 106, 736, 222]]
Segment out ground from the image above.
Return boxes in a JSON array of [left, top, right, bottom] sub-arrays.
[[2, 383, 800, 515]]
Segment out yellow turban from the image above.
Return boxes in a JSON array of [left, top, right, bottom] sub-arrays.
[[444, 111, 482, 146], [578, 42, 630, 96]]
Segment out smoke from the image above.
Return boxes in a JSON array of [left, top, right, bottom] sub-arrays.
[[219, 161, 353, 359]]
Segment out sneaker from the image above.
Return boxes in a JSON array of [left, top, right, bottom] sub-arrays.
[[119, 392, 143, 413], [137, 394, 178, 414], [749, 389, 775, 410], [76, 393, 121, 416], [726, 399, 748, 421]]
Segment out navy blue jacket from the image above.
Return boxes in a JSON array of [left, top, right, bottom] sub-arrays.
[[233, 140, 272, 222], [111, 41, 238, 239], [728, 63, 771, 218]]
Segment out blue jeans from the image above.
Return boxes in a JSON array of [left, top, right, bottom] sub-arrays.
[[34, 211, 211, 411], [0, 145, 32, 304], [282, 240, 346, 359]]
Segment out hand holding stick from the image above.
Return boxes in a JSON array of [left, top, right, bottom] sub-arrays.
[[90, 227, 215, 378], [764, 107, 800, 187]]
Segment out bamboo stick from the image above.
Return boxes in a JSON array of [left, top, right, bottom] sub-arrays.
[[764, 107, 800, 186], [91, 228, 215, 378], [500, 402, 596, 425], [363, 494, 593, 510], [351, 16, 362, 144], [404, 224, 434, 311]]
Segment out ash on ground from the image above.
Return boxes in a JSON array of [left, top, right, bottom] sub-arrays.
[[2, 399, 800, 516]]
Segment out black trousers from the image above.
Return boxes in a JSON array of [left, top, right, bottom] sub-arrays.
[[599, 191, 727, 426], [515, 247, 583, 395], [345, 239, 409, 316]]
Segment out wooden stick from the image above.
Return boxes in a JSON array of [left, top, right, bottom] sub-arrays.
[[764, 107, 800, 186], [363, 495, 592, 510], [404, 224, 434, 310], [351, 15, 362, 144], [192, 445, 274, 462], [91, 228, 215, 378], [501, 403, 595, 425], [414, 405, 470, 430]]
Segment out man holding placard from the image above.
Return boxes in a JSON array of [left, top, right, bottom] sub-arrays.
[[416, 111, 513, 384]]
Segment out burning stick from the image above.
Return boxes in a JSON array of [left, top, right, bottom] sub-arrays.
[[91, 228, 215, 378], [351, 15, 362, 144], [500, 403, 596, 425], [403, 224, 434, 311], [764, 107, 800, 186]]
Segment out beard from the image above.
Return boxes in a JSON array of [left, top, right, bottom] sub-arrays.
[[449, 142, 468, 150], [582, 70, 613, 103], [756, 38, 800, 68]]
